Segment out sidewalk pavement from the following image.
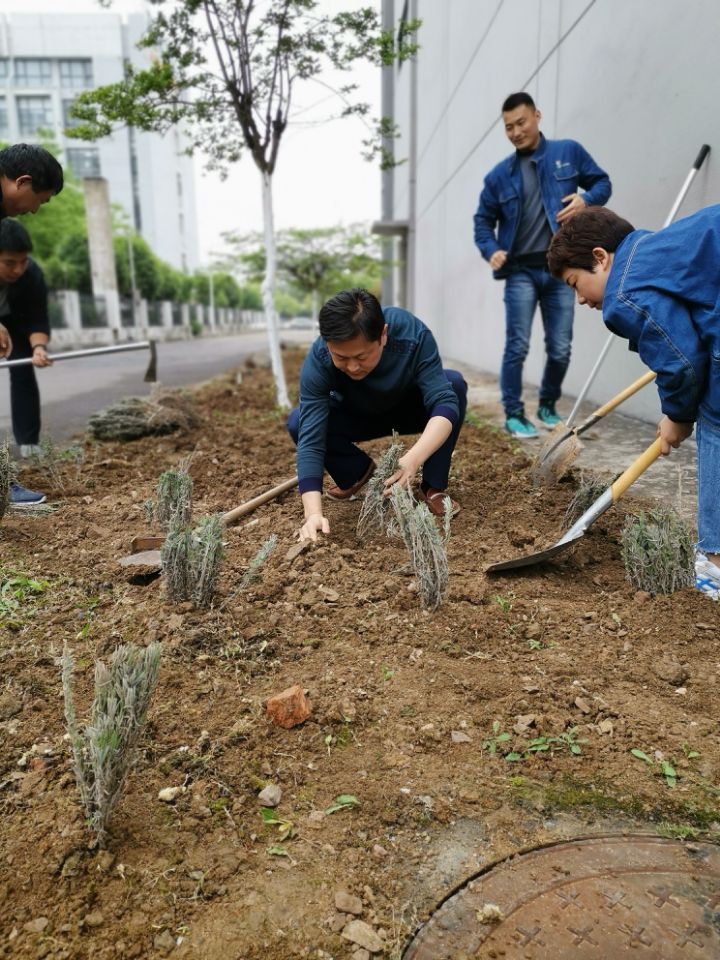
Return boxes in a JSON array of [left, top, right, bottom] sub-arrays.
[[453, 360, 698, 524]]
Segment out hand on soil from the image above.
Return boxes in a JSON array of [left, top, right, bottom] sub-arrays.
[[299, 512, 330, 542], [384, 451, 421, 494]]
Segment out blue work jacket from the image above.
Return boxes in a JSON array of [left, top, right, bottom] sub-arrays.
[[473, 134, 611, 277], [296, 307, 459, 493], [603, 205, 720, 428]]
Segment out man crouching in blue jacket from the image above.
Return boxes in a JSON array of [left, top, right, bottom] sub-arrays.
[[288, 288, 467, 543], [548, 204, 720, 601]]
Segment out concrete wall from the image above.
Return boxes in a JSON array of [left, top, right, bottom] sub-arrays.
[[387, 0, 719, 422]]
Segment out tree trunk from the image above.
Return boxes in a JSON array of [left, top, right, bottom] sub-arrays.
[[311, 288, 319, 324], [260, 170, 290, 409]]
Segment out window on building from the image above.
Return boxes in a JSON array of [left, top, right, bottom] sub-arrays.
[[59, 59, 93, 89], [62, 98, 81, 130], [16, 95, 54, 136], [0, 60, 9, 82], [67, 147, 101, 178], [0, 98, 7, 139], [14, 59, 52, 87]]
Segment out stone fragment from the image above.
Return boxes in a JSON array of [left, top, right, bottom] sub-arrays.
[[598, 718, 614, 735], [23, 917, 49, 934], [654, 657, 690, 687], [341, 919, 383, 953], [574, 697, 592, 715], [158, 786, 185, 803], [335, 890, 363, 915], [257, 784, 282, 807], [266, 684, 311, 729], [83, 910, 104, 928], [352, 951, 371, 960], [153, 929, 176, 953], [451, 730, 472, 743], [285, 541, 310, 562]]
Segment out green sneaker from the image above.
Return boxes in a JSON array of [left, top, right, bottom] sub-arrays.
[[505, 414, 539, 439], [537, 403, 562, 428]]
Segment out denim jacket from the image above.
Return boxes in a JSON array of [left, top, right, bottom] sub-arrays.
[[473, 134, 611, 278], [603, 205, 720, 428]]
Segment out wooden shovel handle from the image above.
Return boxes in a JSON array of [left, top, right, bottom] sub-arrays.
[[610, 438, 663, 503], [593, 370, 656, 418], [221, 476, 299, 526]]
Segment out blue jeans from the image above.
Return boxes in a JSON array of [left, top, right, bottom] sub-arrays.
[[287, 370, 467, 491], [501, 267, 575, 417], [696, 415, 720, 554]]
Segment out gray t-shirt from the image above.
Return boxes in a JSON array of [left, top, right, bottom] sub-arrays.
[[514, 152, 553, 256]]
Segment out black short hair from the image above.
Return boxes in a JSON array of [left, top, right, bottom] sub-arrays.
[[547, 207, 635, 277], [318, 288, 385, 342], [502, 92, 536, 113], [0, 219, 33, 253], [0, 144, 64, 194]]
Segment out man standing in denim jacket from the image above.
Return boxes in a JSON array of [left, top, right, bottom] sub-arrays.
[[473, 92, 611, 438]]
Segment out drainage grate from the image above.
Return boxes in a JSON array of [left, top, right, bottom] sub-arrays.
[[403, 834, 720, 958]]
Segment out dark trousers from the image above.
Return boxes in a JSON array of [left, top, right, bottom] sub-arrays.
[[287, 369, 467, 490], [3, 317, 41, 445]]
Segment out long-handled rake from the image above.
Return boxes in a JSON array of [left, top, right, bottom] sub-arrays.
[[532, 370, 656, 482]]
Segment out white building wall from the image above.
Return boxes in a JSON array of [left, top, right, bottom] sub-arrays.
[[388, 0, 719, 422], [0, 11, 199, 272]]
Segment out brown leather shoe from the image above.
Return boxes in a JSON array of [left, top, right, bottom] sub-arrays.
[[417, 486, 461, 518], [326, 459, 376, 500]]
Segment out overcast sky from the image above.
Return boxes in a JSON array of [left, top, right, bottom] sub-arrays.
[[2, 0, 383, 262]]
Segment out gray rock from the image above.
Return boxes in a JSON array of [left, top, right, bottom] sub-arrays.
[[153, 929, 176, 953], [23, 917, 49, 934], [342, 919, 383, 953], [83, 910, 104, 928], [257, 783, 282, 807], [335, 890, 363, 915]]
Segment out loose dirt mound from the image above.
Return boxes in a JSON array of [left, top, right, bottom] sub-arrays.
[[1, 351, 717, 959]]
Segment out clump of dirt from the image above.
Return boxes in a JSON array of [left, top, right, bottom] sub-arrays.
[[1, 350, 717, 959]]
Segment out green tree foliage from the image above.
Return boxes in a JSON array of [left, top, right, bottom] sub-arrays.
[[223, 223, 388, 311]]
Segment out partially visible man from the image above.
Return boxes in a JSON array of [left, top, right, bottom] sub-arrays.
[[473, 92, 611, 438], [0, 220, 53, 504], [0, 142, 64, 218], [0, 144, 62, 505], [288, 288, 467, 543]]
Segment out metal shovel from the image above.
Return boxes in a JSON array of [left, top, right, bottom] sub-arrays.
[[535, 370, 656, 478], [487, 438, 663, 573]]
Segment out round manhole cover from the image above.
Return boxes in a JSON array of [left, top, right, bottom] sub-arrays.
[[403, 834, 720, 959]]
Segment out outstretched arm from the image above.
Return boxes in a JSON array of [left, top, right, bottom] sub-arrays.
[[384, 415, 453, 491]]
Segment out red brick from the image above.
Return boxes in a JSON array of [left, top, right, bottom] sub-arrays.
[[266, 684, 311, 729]]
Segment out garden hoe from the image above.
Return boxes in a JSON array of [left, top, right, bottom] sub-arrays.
[[0, 340, 157, 382], [119, 475, 299, 570], [533, 370, 656, 482], [487, 437, 663, 573]]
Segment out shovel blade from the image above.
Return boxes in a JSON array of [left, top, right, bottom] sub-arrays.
[[485, 529, 585, 573]]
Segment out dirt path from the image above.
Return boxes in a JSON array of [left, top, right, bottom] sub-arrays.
[[1, 350, 717, 959]]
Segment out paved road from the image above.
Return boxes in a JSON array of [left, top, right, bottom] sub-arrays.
[[0, 330, 313, 447]]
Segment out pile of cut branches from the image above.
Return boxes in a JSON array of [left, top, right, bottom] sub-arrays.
[[87, 387, 198, 441]]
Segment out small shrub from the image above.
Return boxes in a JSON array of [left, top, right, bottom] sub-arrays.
[[0, 438, 10, 521], [87, 388, 197, 441], [62, 641, 162, 847], [357, 435, 404, 539], [161, 513, 224, 607], [388, 484, 450, 610], [154, 458, 193, 529], [621, 506, 695, 595], [562, 472, 612, 529], [239, 535, 278, 590], [29, 437, 85, 494]]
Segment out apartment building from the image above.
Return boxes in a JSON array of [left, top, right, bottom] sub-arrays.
[[0, 10, 199, 271]]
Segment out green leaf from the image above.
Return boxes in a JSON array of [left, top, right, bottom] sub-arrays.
[[267, 845, 289, 857], [570, 744, 582, 755], [260, 807, 283, 825], [496, 732, 511, 743], [505, 752, 524, 762], [324, 794, 360, 815], [630, 749, 652, 764]]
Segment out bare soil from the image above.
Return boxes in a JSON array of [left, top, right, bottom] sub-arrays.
[[1, 349, 718, 960]]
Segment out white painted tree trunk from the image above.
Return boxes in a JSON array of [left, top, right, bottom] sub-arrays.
[[261, 170, 290, 409], [311, 288, 319, 323]]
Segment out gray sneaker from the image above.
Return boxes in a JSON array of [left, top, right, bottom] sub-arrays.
[[19, 444, 42, 459], [9, 482, 46, 505]]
